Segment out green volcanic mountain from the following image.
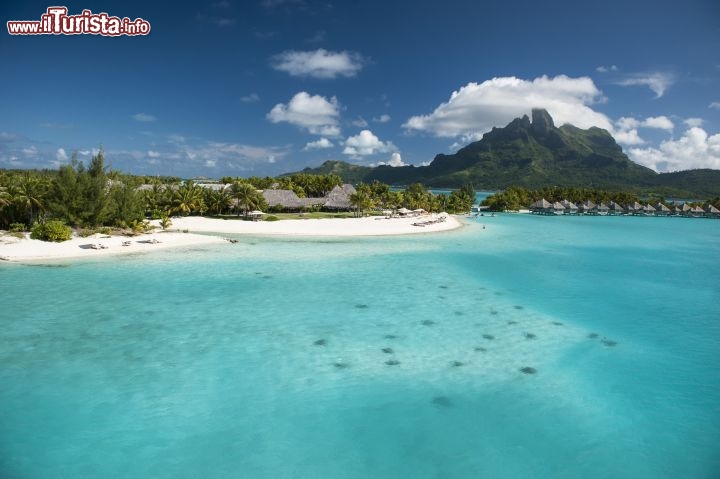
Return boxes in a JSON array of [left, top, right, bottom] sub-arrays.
[[293, 109, 720, 197]]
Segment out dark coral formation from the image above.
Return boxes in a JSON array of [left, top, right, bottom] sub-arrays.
[[519, 366, 537, 374], [432, 396, 453, 408]]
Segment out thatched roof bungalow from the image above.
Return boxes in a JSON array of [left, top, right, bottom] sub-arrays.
[[530, 198, 553, 215], [705, 204, 720, 218], [608, 201, 624, 215], [677, 203, 693, 216], [643, 204, 656, 215], [552, 201, 566, 215], [654, 203, 671, 216], [578, 200, 597, 215], [627, 201, 644, 215], [324, 184, 356, 210], [597, 203, 609, 215], [560, 200, 578, 214], [262, 189, 304, 209], [690, 205, 705, 217]]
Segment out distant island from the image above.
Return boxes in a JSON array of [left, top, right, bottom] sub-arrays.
[[291, 109, 720, 198]]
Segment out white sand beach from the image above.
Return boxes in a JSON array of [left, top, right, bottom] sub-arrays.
[[0, 232, 226, 263], [0, 214, 462, 263], [165, 213, 462, 237]]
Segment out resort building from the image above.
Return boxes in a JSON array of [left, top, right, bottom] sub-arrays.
[[560, 200, 578, 214], [608, 201, 624, 215]]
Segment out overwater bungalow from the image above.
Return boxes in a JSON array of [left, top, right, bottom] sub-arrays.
[[578, 200, 597, 215], [690, 205, 705, 217], [705, 204, 720, 218], [655, 203, 671, 216], [677, 203, 693, 217], [607, 201, 624, 215], [643, 204, 656, 216], [597, 203, 610, 216], [552, 201, 566, 215], [560, 200, 578, 214], [627, 201, 644, 215], [530, 198, 554, 215]]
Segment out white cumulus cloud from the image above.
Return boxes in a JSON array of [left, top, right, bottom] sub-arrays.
[[270, 49, 365, 79], [304, 138, 334, 150], [709, 102, 720, 110], [56, 148, 68, 162], [147, 150, 161, 158], [629, 127, 720, 172], [614, 115, 675, 146], [617, 72, 674, 98], [373, 114, 391, 123], [374, 152, 406, 167], [684, 118, 703, 128], [343, 130, 396, 156], [403, 75, 613, 139], [267, 92, 341, 136]]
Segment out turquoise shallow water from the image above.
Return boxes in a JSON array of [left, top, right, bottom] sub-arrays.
[[1, 215, 719, 478]]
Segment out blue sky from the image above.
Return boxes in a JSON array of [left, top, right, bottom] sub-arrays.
[[2, 0, 719, 177]]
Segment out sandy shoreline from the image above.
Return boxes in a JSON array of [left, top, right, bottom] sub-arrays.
[[0, 214, 462, 263], [166, 214, 461, 237]]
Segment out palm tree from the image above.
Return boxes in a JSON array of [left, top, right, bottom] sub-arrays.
[[350, 184, 374, 217], [13, 173, 47, 225], [171, 181, 202, 216], [231, 181, 263, 217], [206, 188, 231, 215]]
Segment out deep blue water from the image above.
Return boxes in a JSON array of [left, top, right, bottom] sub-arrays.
[[1, 214, 719, 478]]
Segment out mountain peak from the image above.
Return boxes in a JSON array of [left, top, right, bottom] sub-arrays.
[[531, 108, 554, 135]]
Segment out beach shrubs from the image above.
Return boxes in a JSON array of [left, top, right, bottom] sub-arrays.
[[30, 220, 72, 242], [159, 215, 172, 230], [9, 222, 26, 232], [264, 215, 279, 221]]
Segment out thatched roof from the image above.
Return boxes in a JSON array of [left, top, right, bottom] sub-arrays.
[[679, 203, 692, 212], [644, 204, 656, 212], [552, 201, 565, 210], [705, 204, 720, 214], [629, 201, 643, 211], [324, 184, 356, 209], [597, 203, 609, 211], [608, 201, 624, 211], [691, 205, 705, 213], [655, 203, 670, 212], [530, 198, 552, 209], [560, 200, 577, 209], [262, 189, 303, 208]]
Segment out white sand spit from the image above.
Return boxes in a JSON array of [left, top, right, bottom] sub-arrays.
[[165, 214, 461, 237], [0, 232, 225, 263]]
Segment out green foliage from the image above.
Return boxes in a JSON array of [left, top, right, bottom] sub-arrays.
[[230, 181, 267, 216], [264, 215, 279, 221], [159, 215, 172, 230], [9, 222, 26, 232], [30, 220, 72, 242]]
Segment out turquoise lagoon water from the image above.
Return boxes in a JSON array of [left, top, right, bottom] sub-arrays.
[[1, 215, 719, 478]]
